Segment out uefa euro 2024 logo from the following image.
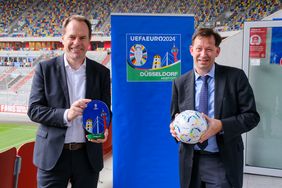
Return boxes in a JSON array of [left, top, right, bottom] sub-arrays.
[[126, 34, 181, 82]]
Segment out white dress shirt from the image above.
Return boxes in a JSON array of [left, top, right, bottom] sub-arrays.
[[63, 55, 86, 143]]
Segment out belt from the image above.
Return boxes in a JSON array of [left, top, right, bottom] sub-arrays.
[[194, 150, 219, 156], [64, 143, 85, 151]]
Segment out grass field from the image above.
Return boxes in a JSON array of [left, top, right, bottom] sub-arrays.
[[0, 122, 37, 152]]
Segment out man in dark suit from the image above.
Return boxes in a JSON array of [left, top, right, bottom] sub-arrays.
[[27, 15, 110, 187], [170, 28, 260, 188]]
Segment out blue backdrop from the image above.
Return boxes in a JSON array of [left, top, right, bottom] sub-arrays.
[[270, 27, 282, 65], [111, 14, 194, 188]]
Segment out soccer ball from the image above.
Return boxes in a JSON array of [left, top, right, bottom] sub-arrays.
[[173, 110, 208, 144]]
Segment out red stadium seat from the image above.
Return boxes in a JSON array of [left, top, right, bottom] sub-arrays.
[[103, 124, 112, 156], [0, 147, 17, 188], [17, 141, 37, 188]]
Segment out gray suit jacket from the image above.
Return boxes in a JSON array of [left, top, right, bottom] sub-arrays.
[[170, 63, 260, 188], [27, 55, 111, 172]]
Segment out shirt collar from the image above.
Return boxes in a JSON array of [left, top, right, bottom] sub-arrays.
[[194, 64, 215, 80], [64, 54, 86, 70]]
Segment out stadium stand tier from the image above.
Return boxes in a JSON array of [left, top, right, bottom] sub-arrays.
[[0, 0, 281, 37]]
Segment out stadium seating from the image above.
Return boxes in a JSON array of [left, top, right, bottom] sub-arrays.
[[0, 147, 17, 188], [17, 141, 37, 188], [0, 140, 110, 188], [0, 142, 36, 188], [1, 0, 281, 37]]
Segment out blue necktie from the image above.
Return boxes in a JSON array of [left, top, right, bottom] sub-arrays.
[[197, 75, 209, 150]]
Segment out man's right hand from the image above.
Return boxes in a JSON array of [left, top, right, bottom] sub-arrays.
[[170, 120, 180, 141], [67, 99, 91, 121]]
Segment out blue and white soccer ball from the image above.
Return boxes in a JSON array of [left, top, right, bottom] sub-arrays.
[[173, 110, 208, 144]]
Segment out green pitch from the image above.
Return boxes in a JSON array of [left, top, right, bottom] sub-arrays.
[[0, 123, 37, 152]]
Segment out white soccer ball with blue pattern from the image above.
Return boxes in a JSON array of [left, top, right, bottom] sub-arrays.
[[173, 110, 208, 144]]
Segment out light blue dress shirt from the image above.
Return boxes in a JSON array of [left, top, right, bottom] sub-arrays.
[[194, 64, 219, 152]]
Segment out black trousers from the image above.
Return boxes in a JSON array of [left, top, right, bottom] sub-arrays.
[[37, 148, 99, 188]]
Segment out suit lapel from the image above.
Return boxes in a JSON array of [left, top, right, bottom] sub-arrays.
[[214, 64, 226, 119], [56, 55, 70, 107], [184, 71, 195, 110], [85, 58, 98, 99]]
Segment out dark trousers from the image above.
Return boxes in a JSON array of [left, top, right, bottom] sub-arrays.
[[37, 148, 99, 188], [189, 152, 232, 188]]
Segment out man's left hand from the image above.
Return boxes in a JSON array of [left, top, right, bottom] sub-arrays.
[[87, 129, 109, 143], [199, 114, 222, 143]]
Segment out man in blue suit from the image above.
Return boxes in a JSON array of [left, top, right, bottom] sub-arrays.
[[28, 15, 111, 187], [170, 28, 260, 188]]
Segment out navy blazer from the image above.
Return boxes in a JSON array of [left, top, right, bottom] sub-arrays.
[[28, 55, 111, 172], [170, 63, 260, 188]]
